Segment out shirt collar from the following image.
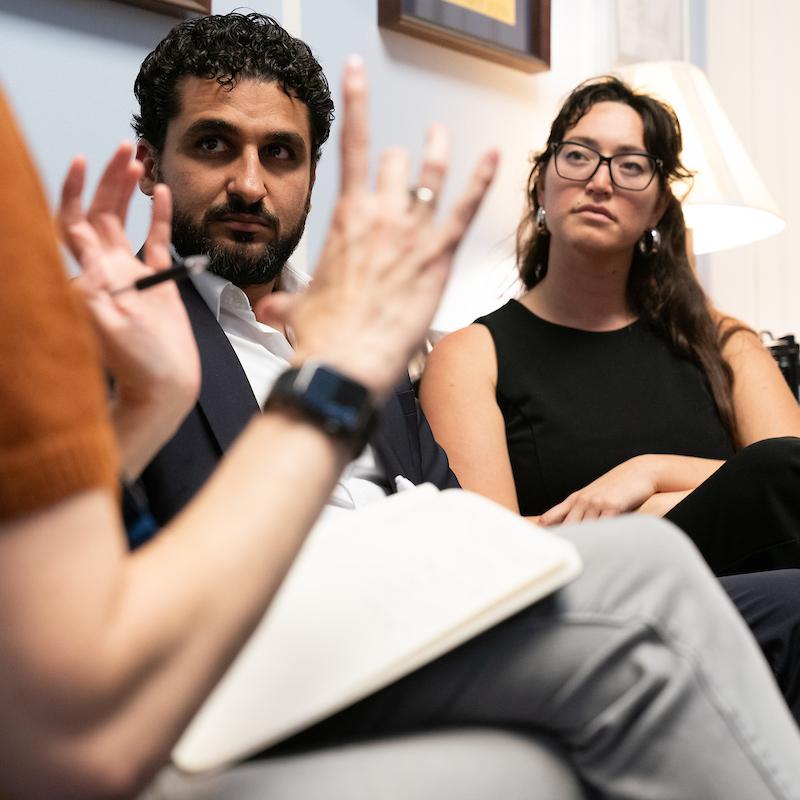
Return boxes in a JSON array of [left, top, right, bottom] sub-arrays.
[[190, 261, 312, 323]]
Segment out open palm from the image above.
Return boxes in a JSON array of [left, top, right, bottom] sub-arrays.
[[59, 142, 200, 405]]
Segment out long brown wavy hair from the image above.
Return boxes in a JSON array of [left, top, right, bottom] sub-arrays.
[[517, 76, 745, 445]]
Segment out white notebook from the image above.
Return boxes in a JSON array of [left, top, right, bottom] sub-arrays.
[[172, 486, 582, 773]]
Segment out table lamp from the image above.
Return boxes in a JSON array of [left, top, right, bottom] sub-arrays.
[[618, 61, 784, 255]]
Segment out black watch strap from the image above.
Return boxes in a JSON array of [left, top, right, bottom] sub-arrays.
[[265, 361, 376, 456]]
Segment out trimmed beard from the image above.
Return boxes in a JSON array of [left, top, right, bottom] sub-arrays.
[[171, 197, 307, 288]]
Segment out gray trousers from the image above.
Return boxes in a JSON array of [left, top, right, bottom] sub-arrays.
[[151, 517, 800, 799]]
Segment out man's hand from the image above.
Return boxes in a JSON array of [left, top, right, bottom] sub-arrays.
[[59, 142, 201, 478], [255, 57, 498, 400]]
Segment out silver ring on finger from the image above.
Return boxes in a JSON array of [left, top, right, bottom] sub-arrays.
[[409, 185, 436, 210]]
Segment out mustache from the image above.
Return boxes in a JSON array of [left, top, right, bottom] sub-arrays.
[[203, 200, 280, 231]]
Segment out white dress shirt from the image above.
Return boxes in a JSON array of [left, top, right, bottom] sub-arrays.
[[191, 264, 392, 513]]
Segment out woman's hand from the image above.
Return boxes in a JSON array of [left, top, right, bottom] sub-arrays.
[[538, 453, 726, 526], [59, 142, 201, 479], [538, 456, 658, 526], [255, 57, 498, 400]]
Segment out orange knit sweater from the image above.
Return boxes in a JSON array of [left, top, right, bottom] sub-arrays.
[[0, 88, 118, 520]]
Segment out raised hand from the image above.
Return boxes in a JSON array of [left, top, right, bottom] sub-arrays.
[[59, 142, 201, 478], [255, 57, 498, 399]]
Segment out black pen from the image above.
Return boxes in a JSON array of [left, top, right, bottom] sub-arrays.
[[109, 254, 209, 296]]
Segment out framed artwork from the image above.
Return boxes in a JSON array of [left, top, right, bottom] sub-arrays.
[[378, 0, 550, 73], [110, 0, 211, 16]]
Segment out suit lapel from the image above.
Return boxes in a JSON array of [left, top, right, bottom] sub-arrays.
[[371, 379, 423, 488], [180, 280, 260, 453], [181, 279, 428, 484]]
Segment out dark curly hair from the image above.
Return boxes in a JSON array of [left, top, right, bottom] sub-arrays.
[[132, 12, 334, 162], [518, 76, 746, 445]]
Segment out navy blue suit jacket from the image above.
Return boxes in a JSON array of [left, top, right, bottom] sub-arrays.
[[140, 279, 458, 525]]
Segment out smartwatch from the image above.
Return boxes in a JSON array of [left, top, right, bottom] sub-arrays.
[[265, 360, 376, 455]]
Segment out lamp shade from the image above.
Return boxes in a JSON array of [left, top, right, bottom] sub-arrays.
[[618, 61, 784, 255]]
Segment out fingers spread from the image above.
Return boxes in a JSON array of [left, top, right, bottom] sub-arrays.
[[413, 123, 450, 213], [116, 158, 144, 224], [339, 56, 369, 197], [88, 141, 136, 221], [59, 156, 87, 231], [438, 149, 499, 253], [143, 183, 173, 271], [376, 148, 410, 215]]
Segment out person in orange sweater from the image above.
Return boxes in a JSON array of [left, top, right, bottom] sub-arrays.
[[2, 51, 800, 800], [0, 63, 498, 796]]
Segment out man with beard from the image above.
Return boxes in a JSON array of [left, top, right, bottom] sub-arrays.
[[134, 13, 457, 524]]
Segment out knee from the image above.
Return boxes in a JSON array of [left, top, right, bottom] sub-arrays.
[[736, 568, 800, 626], [568, 515, 706, 581], [631, 517, 711, 578], [562, 516, 725, 628], [733, 436, 800, 481]]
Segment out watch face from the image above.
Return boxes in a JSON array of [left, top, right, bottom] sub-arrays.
[[306, 367, 369, 428]]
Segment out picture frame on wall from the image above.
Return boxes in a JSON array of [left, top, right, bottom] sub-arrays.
[[378, 0, 550, 73], [110, 0, 211, 16]]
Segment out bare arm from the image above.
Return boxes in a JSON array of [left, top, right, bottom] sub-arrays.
[[539, 319, 800, 526], [636, 320, 800, 512], [423, 312, 799, 529], [419, 324, 519, 512], [536, 452, 726, 525], [420, 326, 722, 525], [0, 412, 350, 798], [637, 489, 691, 516], [0, 60, 497, 799], [633, 322, 800, 520], [722, 324, 800, 445]]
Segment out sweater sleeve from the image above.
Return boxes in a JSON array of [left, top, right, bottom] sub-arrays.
[[0, 87, 119, 520]]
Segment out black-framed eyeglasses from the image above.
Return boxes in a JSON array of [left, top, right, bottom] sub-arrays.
[[551, 141, 662, 191]]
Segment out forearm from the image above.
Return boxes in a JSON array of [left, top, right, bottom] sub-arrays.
[[538, 455, 724, 526], [419, 326, 519, 510], [112, 390, 194, 482], [636, 490, 691, 517], [1, 409, 350, 797], [100, 410, 351, 772], [636, 453, 724, 493]]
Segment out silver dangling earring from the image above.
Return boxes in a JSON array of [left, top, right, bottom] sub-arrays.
[[535, 206, 548, 234], [638, 227, 661, 256]]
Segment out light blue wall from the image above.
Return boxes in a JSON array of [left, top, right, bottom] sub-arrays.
[[0, 0, 281, 256], [1, 0, 613, 327], [2, 0, 175, 246]]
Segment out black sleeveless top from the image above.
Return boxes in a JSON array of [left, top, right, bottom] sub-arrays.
[[475, 300, 735, 516]]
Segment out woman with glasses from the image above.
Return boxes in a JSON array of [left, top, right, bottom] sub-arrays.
[[420, 75, 800, 578]]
